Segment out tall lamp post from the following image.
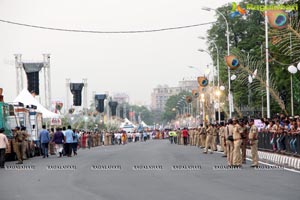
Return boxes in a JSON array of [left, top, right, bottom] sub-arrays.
[[288, 65, 298, 116], [198, 49, 217, 123], [201, 93, 205, 126], [198, 37, 221, 123], [202, 6, 232, 118], [264, 0, 271, 118]]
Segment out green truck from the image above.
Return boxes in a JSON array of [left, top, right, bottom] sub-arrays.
[[0, 102, 15, 138]]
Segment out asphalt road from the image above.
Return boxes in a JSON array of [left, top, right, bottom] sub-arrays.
[[0, 139, 299, 200]]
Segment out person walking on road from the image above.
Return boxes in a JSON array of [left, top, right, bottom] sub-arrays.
[[72, 129, 79, 155], [0, 128, 9, 168], [39, 125, 50, 158], [52, 128, 64, 157], [64, 125, 74, 157]]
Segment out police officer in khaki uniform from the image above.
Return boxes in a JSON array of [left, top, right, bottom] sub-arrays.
[[13, 127, 24, 164], [226, 120, 234, 166], [212, 124, 218, 151], [193, 128, 197, 146], [198, 128, 202, 147], [21, 126, 29, 160], [249, 119, 259, 167], [219, 122, 227, 156], [200, 124, 206, 148], [240, 120, 248, 164], [189, 129, 194, 146], [176, 129, 181, 145], [203, 124, 213, 154], [232, 119, 243, 167], [195, 128, 200, 147]]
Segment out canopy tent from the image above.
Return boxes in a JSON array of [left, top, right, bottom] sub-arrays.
[[141, 121, 149, 128], [120, 118, 136, 128], [13, 89, 60, 119]]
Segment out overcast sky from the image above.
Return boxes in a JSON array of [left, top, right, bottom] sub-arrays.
[[0, 0, 239, 107]]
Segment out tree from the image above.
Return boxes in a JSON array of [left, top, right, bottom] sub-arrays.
[[162, 91, 191, 122], [206, 0, 300, 117]]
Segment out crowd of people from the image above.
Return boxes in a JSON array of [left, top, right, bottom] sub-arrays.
[[168, 115, 300, 167], [0, 125, 158, 167], [258, 116, 300, 154], [1, 114, 299, 168]]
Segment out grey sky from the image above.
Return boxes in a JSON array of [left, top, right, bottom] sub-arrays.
[[0, 0, 237, 107]]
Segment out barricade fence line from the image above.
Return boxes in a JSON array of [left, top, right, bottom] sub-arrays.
[[257, 131, 300, 156]]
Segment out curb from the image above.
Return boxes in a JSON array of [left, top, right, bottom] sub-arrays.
[[216, 145, 300, 170], [246, 149, 300, 170]]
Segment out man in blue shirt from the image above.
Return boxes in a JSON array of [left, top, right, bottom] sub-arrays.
[[39, 125, 50, 158], [64, 125, 74, 157]]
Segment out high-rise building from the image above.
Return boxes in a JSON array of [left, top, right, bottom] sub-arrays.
[[150, 78, 198, 111]]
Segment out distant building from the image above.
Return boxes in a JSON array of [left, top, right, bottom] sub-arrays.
[[150, 78, 198, 111]]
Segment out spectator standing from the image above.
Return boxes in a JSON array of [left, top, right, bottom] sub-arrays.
[[182, 128, 189, 146], [87, 133, 92, 149], [143, 131, 147, 142]]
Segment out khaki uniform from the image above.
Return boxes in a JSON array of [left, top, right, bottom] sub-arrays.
[[21, 131, 30, 160], [176, 130, 181, 145], [249, 124, 259, 166], [13, 130, 24, 163], [200, 127, 206, 148], [219, 126, 226, 154], [93, 134, 96, 147], [212, 127, 217, 151], [204, 126, 213, 153], [226, 124, 234, 166], [104, 132, 109, 145], [241, 126, 248, 163], [189, 130, 194, 146], [233, 124, 243, 166], [180, 131, 184, 145], [194, 130, 197, 146], [108, 133, 112, 145], [195, 129, 200, 147]]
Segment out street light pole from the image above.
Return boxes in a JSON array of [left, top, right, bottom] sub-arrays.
[[202, 7, 232, 118], [264, 0, 271, 118], [201, 94, 205, 127], [198, 49, 216, 123], [198, 37, 221, 123]]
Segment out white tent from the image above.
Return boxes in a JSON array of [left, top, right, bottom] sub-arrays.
[[14, 89, 60, 119], [120, 118, 136, 128], [141, 121, 149, 128]]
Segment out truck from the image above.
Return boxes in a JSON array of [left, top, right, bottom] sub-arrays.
[[0, 88, 42, 160]]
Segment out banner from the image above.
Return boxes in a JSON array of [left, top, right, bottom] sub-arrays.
[[50, 118, 62, 126]]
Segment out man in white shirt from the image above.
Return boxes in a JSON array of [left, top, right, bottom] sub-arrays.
[[0, 128, 9, 168]]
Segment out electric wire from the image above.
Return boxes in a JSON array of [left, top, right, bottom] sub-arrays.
[[0, 19, 216, 34]]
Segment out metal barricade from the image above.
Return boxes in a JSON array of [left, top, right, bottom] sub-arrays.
[[257, 131, 299, 156]]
